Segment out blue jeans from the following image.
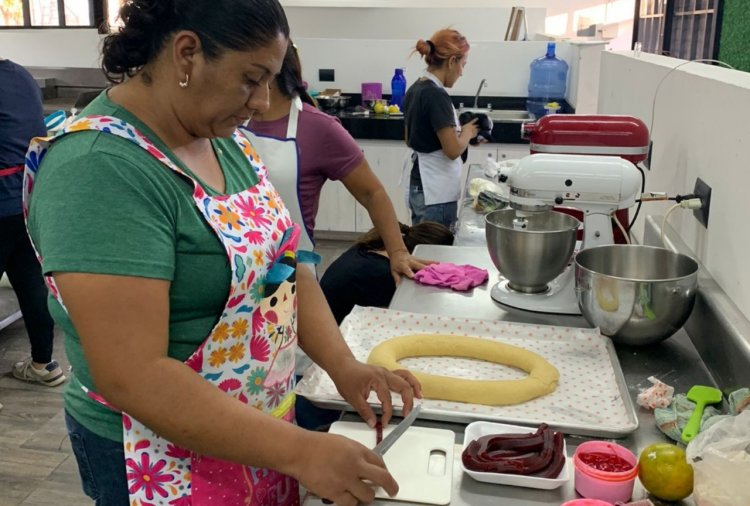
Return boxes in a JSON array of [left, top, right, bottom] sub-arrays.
[[65, 410, 129, 505], [295, 375, 342, 431], [408, 186, 458, 230]]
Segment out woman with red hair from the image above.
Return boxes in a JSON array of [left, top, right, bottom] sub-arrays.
[[403, 28, 479, 230]]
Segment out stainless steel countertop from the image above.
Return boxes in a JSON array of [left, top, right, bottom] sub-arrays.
[[383, 244, 708, 505], [455, 164, 499, 248], [333, 164, 710, 505]]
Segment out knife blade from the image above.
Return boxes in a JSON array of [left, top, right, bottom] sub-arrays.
[[372, 404, 422, 456]]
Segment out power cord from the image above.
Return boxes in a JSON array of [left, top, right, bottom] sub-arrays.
[[660, 198, 702, 248], [626, 58, 734, 234], [613, 211, 631, 244]]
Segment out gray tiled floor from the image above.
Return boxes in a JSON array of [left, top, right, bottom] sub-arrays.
[[0, 238, 352, 506]]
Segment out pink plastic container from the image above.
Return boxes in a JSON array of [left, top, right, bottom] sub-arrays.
[[560, 500, 614, 506], [573, 441, 638, 504], [361, 82, 383, 105]]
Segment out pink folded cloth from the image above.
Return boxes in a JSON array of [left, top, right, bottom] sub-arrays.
[[413, 262, 489, 291]]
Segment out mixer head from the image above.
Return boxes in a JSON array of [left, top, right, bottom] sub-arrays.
[[500, 153, 641, 214]]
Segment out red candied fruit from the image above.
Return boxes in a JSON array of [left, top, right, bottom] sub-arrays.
[[579, 451, 634, 473]]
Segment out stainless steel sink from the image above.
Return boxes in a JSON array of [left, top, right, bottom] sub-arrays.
[[458, 107, 534, 123]]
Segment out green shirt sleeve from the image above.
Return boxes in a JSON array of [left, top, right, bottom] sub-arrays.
[[28, 149, 179, 280]]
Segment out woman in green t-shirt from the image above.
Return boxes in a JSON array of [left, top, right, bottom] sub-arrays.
[[25, 1, 420, 505]]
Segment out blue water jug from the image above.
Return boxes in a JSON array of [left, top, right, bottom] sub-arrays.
[[526, 43, 569, 118], [390, 68, 406, 108]]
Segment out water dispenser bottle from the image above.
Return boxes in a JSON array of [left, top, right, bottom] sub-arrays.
[[390, 68, 406, 109], [526, 42, 569, 119]]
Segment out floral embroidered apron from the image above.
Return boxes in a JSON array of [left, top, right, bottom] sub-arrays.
[[23, 115, 302, 506]]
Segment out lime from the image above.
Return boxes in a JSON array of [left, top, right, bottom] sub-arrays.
[[638, 443, 693, 501]]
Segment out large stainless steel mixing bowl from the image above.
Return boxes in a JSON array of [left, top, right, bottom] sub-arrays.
[[485, 209, 580, 293], [575, 245, 699, 345]]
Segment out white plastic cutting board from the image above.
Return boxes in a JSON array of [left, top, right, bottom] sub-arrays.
[[326, 421, 454, 505]]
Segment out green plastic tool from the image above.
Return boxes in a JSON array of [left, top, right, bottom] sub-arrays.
[[681, 385, 723, 444]]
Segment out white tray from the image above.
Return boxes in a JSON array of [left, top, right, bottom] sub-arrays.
[[461, 421, 569, 490], [296, 306, 639, 437]]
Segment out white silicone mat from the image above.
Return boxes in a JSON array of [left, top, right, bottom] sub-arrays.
[[296, 306, 638, 437]]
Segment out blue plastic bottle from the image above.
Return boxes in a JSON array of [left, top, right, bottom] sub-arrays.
[[526, 42, 569, 118], [390, 68, 406, 108]]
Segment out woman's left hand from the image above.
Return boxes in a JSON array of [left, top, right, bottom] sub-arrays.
[[389, 249, 432, 284], [330, 357, 422, 427]]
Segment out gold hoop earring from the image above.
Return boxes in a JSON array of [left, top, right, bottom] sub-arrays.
[[179, 73, 189, 88]]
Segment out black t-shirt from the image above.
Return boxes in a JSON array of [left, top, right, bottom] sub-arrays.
[[319, 245, 396, 325], [403, 78, 456, 188]]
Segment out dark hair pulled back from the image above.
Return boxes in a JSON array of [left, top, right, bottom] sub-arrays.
[[356, 222, 454, 253], [102, 0, 289, 83], [275, 43, 316, 107]]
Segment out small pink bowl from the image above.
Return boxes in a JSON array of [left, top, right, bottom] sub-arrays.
[[561, 500, 614, 506], [573, 441, 638, 504]]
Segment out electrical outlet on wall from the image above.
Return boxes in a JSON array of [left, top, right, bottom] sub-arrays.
[[693, 177, 711, 227]]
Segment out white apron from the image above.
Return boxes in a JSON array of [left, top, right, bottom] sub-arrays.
[[241, 98, 315, 254], [406, 71, 463, 206], [240, 99, 317, 376]]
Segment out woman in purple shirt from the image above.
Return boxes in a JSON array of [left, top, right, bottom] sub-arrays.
[[246, 44, 426, 283]]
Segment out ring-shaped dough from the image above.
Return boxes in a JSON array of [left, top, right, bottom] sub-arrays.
[[367, 334, 559, 406]]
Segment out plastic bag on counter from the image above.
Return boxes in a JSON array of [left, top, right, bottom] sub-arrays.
[[467, 178, 508, 213], [686, 410, 750, 506]]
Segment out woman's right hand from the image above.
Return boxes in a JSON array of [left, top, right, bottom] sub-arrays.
[[461, 117, 480, 140], [295, 431, 398, 506]]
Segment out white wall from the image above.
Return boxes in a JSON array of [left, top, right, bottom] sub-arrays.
[[0, 29, 103, 67], [284, 7, 546, 41], [566, 41, 607, 112], [598, 51, 750, 320], [297, 38, 573, 97]]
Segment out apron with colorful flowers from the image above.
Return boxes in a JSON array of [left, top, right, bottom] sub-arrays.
[[23, 115, 302, 505]]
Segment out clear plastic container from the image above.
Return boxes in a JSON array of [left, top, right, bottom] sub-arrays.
[[526, 42, 569, 119], [573, 441, 638, 504], [390, 68, 406, 109]]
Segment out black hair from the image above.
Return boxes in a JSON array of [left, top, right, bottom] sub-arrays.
[[275, 42, 316, 107], [356, 222, 454, 253], [101, 0, 289, 83]]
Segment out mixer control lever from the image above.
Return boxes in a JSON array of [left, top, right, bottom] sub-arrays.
[[498, 174, 508, 183], [555, 196, 564, 205]]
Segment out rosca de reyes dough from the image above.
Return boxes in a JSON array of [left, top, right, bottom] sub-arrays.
[[367, 334, 559, 405]]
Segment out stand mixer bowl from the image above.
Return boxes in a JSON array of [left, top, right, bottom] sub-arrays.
[[485, 209, 580, 293], [575, 245, 699, 345]]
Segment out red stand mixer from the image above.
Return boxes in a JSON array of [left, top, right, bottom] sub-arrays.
[[522, 115, 649, 243]]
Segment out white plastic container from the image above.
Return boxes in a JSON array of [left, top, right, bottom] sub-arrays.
[[461, 421, 570, 490]]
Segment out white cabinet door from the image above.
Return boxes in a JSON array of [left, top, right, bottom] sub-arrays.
[[465, 146, 498, 168], [497, 144, 530, 161], [354, 140, 411, 232], [315, 179, 357, 232]]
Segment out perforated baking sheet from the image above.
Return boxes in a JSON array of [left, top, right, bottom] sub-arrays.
[[296, 306, 638, 437]]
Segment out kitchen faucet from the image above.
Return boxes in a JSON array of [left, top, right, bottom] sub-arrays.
[[474, 79, 487, 108]]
